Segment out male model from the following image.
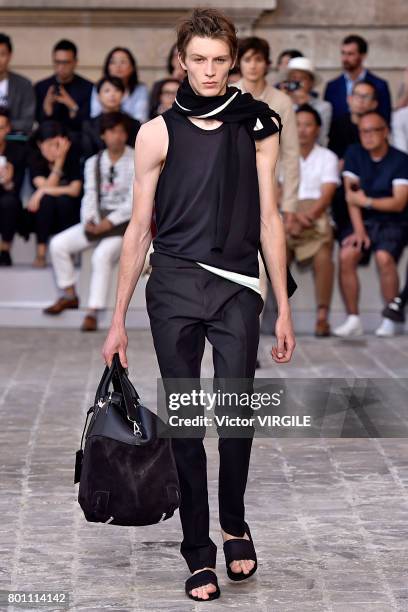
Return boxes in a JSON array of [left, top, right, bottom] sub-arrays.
[[103, 8, 296, 602]]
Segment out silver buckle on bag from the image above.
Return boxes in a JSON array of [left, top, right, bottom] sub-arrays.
[[97, 391, 112, 409], [127, 405, 143, 438]]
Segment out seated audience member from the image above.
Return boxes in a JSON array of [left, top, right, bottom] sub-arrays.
[[329, 80, 378, 160], [149, 43, 185, 117], [149, 78, 180, 119], [0, 110, 27, 265], [0, 33, 35, 136], [283, 104, 339, 336], [283, 57, 332, 146], [27, 121, 82, 267], [328, 80, 378, 241], [35, 39, 93, 148], [275, 49, 303, 89], [234, 36, 300, 344], [334, 111, 408, 337], [91, 47, 149, 123], [43, 112, 134, 332], [391, 105, 408, 154], [82, 77, 140, 158], [382, 262, 408, 328], [324, 35, 391, 124]]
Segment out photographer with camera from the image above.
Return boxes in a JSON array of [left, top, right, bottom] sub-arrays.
[[281, 57, 332, 146]]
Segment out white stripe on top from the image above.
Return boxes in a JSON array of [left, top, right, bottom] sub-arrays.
[[174, 90, 239, 118], [195, 261, 261, 295]]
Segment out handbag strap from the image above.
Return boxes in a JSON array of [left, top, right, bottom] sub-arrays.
[[95, 353, 140, 422]]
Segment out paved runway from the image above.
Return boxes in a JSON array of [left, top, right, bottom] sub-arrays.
[[1, 329, 407, 611]]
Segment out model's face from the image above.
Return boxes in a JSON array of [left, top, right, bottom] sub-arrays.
[[99, 82, 123, 111], [108, 51, 133, 82], [0, 116, 10, 144], [239, 49, 268, 82], [296, 111, 319, 146], [288, 69, 313, 93], [53, 50, 77, 83], [348, 83, 377, 115], [341, 43, 364, 72], [102, 124, 128, 152], [0, 44, 11, 74], [178, 36, 234, 97], [358, 114, 388, 152]]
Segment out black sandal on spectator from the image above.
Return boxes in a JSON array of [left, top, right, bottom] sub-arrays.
[[185, 569, 221, 601], [223, 521, 258, 581]]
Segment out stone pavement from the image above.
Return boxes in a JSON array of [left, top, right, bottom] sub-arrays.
[[0, 328, 408, 612]]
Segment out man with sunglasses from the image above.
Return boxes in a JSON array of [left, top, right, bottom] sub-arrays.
[[43, 112, 134, 331], [334, 110, 408, 337]]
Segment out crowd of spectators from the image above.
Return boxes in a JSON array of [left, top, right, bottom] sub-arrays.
[[0, 30, 407, 336]]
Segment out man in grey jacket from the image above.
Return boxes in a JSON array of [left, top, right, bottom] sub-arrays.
[[0, 33, 35, 135]]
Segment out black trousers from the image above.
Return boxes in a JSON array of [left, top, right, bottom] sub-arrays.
[[146, 252, 264, 572], [31, 193, 81, 245], [0, 192, 20, 242]]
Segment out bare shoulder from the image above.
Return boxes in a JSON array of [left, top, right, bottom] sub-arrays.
[[255, 132, 279, 156], [135, 115, 168, 166]]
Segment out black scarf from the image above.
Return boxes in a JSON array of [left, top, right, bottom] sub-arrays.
[[172, 77, 297, 298], [173, 75, 282, 140]]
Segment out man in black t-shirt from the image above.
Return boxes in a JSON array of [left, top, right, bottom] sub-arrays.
[[0, 109, 27, 265], [333, 111, 408, 337], [35, 39, 93, 148]]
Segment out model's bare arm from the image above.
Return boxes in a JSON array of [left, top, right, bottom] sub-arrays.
[[256, 132, 296, 364], [102, 117, 167, 367]]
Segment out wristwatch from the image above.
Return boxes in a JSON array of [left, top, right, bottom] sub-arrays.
[[364, 198, 373, 210]]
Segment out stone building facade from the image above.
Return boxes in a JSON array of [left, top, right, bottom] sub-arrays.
[[0, 0, 407, 101]]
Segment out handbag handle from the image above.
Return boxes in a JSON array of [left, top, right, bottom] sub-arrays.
[[95, 354, 140, 422]]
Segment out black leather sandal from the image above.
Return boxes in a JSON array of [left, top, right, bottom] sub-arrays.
[[185, 568, 221, 601], [223, 521, 258, 581]]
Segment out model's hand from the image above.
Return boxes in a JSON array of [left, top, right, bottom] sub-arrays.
[[102, 322, 128, 368], [271, 310, 296, 364]]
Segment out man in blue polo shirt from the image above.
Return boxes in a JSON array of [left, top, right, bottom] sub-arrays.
[[334, 110, 408, 337]]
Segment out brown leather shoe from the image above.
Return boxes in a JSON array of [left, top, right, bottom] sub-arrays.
[[43, 295, 79, 315], [315, 319, 331, 337], [81, 314, 97, 332]]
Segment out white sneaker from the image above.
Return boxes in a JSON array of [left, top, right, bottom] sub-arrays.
[[375, 317, 398, 337], [333, 315, 364, 337]]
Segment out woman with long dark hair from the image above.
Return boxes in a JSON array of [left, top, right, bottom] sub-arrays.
[[90, 47, 149, 123], [27, 120, 82, 267], [149, 42, 185, 119]]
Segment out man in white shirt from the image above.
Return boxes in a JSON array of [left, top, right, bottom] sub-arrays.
[[43, 112, 135, 331], [284, 103, 340, 336]]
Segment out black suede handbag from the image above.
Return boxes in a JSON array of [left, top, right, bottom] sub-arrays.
[[74, 353, 180, 526]]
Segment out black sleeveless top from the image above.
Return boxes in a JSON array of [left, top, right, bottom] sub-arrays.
[[152, 108, 261, 277]]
